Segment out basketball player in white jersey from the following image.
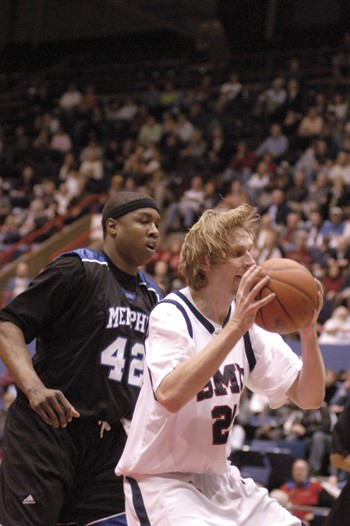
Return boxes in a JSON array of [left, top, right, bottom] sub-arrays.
[[116, 203, 325, 526]]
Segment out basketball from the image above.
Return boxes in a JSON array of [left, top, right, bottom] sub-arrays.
[[255, 258, 318, 334]]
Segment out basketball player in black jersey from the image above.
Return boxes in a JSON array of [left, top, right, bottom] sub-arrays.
[[0, 191, 163, 526]]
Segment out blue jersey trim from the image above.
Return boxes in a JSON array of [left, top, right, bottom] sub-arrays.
[[60, 248, 108, 265], [160, 299, 193, 338], [126, 477, 151, 525], [243, 331, 256, 372]]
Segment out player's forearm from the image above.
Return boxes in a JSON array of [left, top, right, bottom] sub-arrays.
[[156, 319, 244, 413], [288, 330, 325, 409], [330, 453, 350, 473], [0, 321, 45, 397]]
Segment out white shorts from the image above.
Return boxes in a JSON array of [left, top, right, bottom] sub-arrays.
[[123, 466, 303, 526]]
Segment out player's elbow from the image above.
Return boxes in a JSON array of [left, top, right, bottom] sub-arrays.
[[297, 390, 325, 410], [156, 387, 184, 413]]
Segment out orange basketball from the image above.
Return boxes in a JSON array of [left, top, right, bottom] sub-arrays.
[[255, 258, 318, 334]]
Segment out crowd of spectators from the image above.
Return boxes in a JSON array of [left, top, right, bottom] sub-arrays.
[[1, 40, 350, 521], [1, 40, 350, 327]]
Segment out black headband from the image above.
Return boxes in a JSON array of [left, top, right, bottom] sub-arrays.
[[102, 197, 160, 228]]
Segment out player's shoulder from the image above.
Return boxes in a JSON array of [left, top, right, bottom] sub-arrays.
[[138, 269, 164, 301], [59, 248, 108, 266]]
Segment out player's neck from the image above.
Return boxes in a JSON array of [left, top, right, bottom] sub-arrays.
[[190, 286, 232, 326]]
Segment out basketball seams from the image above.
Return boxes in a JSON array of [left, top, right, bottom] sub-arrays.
[[265, 277, 317, 306], [256, 286, 298, 332], [256, 258, 317, 333]]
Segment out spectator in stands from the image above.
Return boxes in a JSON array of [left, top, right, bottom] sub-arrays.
[[2, 262, 32, 306], [282, 78, 303, 115], [216, 179, 250, 211], [114, 95, 139, 123], [246, 159, 271, 206], [174, 111, 195, 144], [329, 149, 350, 183], [18, 198, 53, 238], [279, 210, 303, 254], [284, 230, 313, 270], [320, 207, 346, 247], [297, 106, 325, 148], [58, 82, 82, 112], [284, 169, 309, 215], [283, 402, 335, 476], [79, 147, 105, 193], [224, 139, 257, 184], [49, 126, 73, 156], [296, 139, 331, 182], [218, 71, 244, 114], [137, 114, 163, 146], [260, 188, 293, 231], [254, 76, 287, 122], [329, 369, 350, 415], [319, 305, 350, 345], [251, 227, 283, 264], [164, 174, 205, 232], [327, 92, 349, 122], [255, 123, 289, 161], [279, 458, 335, 524]]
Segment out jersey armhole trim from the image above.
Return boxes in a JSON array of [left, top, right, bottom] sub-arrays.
[[159, 299, 193, 338], [243, 331, 256, 372]]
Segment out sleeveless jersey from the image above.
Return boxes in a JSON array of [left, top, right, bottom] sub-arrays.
[[116, 287, 302, 476], [0, 249, 162, 422]]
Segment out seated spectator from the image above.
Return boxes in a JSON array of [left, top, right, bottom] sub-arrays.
[[279, 211, 303, 254], [297, 106, 325, 148], [329, 369, 350, 415], [218, 71, 244, 113], [254, 77, 287, 121], [59, 82, 82, 112], [255, 123, 289, 161], [3, 261, 31, 305], [319, 305, 350, 345], [295, 139, 331, 180], [284, 169, 309, 216], [18, 198, 53, 238], [259, 188, 293, 232], [246, 160, 271, 206], [283, 404, 335, 476], [251, 228, 283, 264], [49, 126, 73, 156], [224, 139, 256, 184], [79, 148, 105, 193], [279, 458, 335, 524], [216, 179, 250, 211], [137, 114, 163, 146], [320, 207, 346, 248], [305, 208, 325, 254], [306, 170, 332, 217], [164, 175, 205, 232], [329, 150, 350, 185], [285, 230, 313, 270]]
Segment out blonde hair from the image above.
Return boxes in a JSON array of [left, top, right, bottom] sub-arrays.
[[179, 204, 259, 290]]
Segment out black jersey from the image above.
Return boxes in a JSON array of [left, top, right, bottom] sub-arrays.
[[0, 248, 163, 422]]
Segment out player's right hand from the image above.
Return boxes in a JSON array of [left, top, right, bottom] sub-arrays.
[[26, 386, 80, 428]]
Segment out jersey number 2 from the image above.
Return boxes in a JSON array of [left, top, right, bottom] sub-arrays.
[[212, 404, 238, 445], [100, 336, 144, 387]]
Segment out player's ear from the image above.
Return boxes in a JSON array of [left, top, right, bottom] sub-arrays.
[[106, 218, 118, 236]]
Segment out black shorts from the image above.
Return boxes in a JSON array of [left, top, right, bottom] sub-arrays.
[[0, 397, 127, 526]]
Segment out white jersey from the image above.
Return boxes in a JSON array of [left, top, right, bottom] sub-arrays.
[[116, 287, 302, 477]]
